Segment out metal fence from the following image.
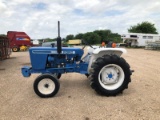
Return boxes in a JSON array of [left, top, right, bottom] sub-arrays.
[[145, 40, 160, 50], [0, 36, 11, 60]]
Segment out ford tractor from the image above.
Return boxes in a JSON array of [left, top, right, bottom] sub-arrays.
[[21, 21, 133, 98]]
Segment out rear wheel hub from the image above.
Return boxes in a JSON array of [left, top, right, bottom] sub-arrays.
[[101, 67, 119, 85]]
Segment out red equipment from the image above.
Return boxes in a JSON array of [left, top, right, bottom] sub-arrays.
[[7, 31, 33, 52]]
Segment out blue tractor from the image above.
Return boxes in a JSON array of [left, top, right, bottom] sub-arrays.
[[21, 21, 133, 98]]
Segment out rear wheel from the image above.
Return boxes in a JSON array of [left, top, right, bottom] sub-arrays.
[[33, 74, 60, 98], [90, 55, 131, 96], [12, 47, 19, 52]]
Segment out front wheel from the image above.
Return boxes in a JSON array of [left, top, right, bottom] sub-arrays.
[[90, 55, 131, 96], [33, 74, 60, 98]]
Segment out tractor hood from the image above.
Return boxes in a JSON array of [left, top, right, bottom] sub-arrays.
[[30, 47, 83, 55], [28, 47, 83, 70]]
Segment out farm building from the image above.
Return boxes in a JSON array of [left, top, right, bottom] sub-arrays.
[[121, 33, 160, 47], [31, 39, 40, 45]]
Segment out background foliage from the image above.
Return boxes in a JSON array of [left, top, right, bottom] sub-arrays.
[[128, 21, 158, 34]]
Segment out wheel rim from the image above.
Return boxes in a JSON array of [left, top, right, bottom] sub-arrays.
[[98, 64, 124, 90], [13, 48, 17, 51], [38, 78, 55, 95]]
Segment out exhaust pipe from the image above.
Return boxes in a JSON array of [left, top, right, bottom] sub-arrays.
[[57, 21, 62, 54]]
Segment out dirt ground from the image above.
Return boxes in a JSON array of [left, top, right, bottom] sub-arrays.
[[0, 48, 160, 120]]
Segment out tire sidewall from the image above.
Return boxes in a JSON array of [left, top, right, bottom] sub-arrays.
[[98, 63, 129, 93], [92, 55, 131, 95], [34, 74, 60, 98], [12, 47, 19, 52]]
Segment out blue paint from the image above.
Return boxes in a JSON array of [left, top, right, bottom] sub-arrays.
[[21, 46, 89, 77], [108, 74, 113, 79]]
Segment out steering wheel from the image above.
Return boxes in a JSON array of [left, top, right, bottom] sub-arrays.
[[82, 39, 94, 49]]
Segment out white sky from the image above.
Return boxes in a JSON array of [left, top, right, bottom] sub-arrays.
[[0, 0, 160, 39]]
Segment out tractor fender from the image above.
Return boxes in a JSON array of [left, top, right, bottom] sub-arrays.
[[93, 48, 127, 55], [87, 48, 127, 74]]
